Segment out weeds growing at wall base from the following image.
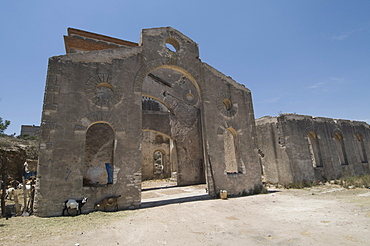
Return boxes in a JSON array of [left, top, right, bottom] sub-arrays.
[[337, 175, 370, 188], [281, 175, 370, 189]]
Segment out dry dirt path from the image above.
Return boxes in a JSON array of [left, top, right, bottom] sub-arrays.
[[1, 184, 369, 246]]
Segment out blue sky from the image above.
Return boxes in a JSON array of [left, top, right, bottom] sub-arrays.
[[1, 1, 369, 135]]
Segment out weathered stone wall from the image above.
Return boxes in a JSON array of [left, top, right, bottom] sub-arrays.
[[254, 117, 293, 184], [141, 131, 171, 180], [35, 51, 143, 216], [34, 27, 262, 216], [201, 64, 263, 195], [256, 114, 370, 185]]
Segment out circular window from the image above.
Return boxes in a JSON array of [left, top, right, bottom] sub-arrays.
[[223, 99, 232, 111], [96, 83, 114, 100], [217, 93, 238, 117], [182, 90, 198, 105], [186, 93, 194, 101], [165, 37, 180, 52], [85, 74, 123, 107]]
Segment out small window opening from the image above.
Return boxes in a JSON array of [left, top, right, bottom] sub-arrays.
[[153, 150, 164, 175], [96, 82, 114, 100], [165, 37, 180, 52], [186, 93, 194, 101], [142, 97, 169, 112], [356, 134, 368, 163], [334, 133, 348, 165], [223, 99, 232, 111], [307, 131, 322, 167], [166, 43, 177, 52], [224, 128, 240, 174]]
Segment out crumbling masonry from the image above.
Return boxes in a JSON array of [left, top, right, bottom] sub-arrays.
[[34, 27, 263, 216], [34, 27, 370, 217], [256, 114, 370, 185]]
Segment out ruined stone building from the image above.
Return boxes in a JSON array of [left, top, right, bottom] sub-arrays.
[[256, 114, 370, 185], [34, 27, 263, 216]]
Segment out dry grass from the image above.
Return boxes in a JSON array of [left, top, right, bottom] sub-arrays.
[[338, 174, 370, 188], [0, 210, 132, 245], [281, 175, 370, 189], [1, 188, 132, 245]]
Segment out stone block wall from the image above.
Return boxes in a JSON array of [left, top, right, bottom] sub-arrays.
[[256, 114, 370, 185], [34, 27, 262, 216], [141, 131, 171, 180]]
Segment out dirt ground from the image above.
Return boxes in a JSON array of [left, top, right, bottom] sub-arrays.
[[1, 182, 369, 246]]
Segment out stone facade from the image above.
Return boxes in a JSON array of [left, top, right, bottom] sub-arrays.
[[256, 114, 370, 185], [34, 27, 263, 217]]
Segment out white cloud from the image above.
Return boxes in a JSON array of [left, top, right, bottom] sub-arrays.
[[331, 33, 349, 41], [259, 96, 281, 104], [330, 27, 367, 41], [306, 82, 325, 89], [328, 77, 346, 84], [306, 77, 347, 92]]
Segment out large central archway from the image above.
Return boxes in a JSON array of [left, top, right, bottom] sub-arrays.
[[141, 66, 206, 188]]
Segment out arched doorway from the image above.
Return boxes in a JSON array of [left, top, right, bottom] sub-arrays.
[[141, 66, 205, 187], [141, 130, 174, 181], [83, 122, 115, 186]]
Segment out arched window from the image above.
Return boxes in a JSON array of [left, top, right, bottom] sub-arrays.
[[83, 123, 115, 186], [224, 128, 239, 174], [153, 150, 164, 175], [142, 96, 169, 112], [356, 134, 368, 163], [307, 131, 322, 167], [334, 132, 348, 165]]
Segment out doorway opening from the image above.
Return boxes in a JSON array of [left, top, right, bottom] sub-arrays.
[[83, 122, 115, 187], [140, 66, 207, 203]]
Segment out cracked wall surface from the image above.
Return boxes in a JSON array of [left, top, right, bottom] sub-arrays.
[[256, 114, 370, 185], [34, 27, 262, 216]]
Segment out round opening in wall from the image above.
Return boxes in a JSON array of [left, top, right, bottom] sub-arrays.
[[85, 74, 123, 107], [223, 99, 233, 111], [186, 93, 194, 101], [96, 82, 114, 100], [217, 93, 238, 117], [165, 37, 180, 52]]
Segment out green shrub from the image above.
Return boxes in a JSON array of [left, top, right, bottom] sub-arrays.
[[339, 175, 370, 188]]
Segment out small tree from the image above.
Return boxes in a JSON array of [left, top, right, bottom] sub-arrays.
[[0, 117, 10, 135]]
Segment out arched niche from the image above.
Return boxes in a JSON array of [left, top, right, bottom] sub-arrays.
[[333, 132, 348, 165], [83, 122, 115, 186], [153, 150, 165, 175], [224, 127, 239, 173], [307, 131, 323, 167], [355, 133, 368, 163], [141, 130, 173, 181]]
